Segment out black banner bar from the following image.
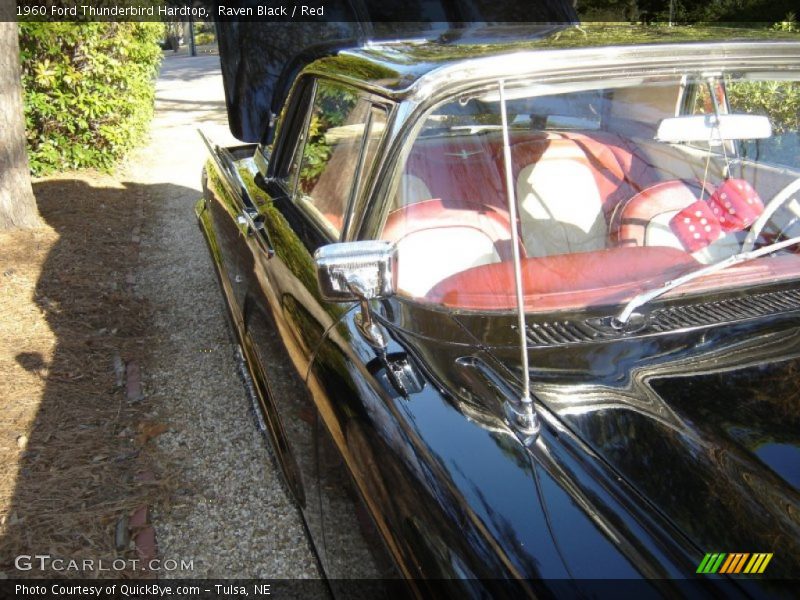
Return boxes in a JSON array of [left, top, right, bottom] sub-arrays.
[[2, 579, 800, 600], [9, 0, 799, 23]]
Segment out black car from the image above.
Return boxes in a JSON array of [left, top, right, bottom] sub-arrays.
[[198, 18, 800, 597]]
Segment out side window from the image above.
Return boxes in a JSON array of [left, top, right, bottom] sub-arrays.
[[346, 106, 387, 234], [690, 79, 728, 117], [725, 75, 800, 169], [684, 75, 800, 169], [273, 79, 314, 187], [293, 80, 371, 237], [685, 79, 733, 155]]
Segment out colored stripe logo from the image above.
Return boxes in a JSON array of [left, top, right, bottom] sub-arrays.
[[697, 552, 773, 574]]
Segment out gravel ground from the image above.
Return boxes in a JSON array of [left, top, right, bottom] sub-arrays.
[[127, 54, 321, 579]]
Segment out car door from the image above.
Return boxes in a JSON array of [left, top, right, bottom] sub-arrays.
[[240, 76, 392, 572], [201, 77, 330, 557], [201, 138, 271, 327]]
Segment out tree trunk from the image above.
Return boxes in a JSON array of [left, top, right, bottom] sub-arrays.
[[0, 19, 42, 231]]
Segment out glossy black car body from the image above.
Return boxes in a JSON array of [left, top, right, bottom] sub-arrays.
[[197, 22, 800, 597]]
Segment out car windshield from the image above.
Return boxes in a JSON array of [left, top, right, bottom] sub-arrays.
[[380, 70, 800, 313]]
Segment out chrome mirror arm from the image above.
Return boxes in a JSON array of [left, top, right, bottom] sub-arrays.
[[347, 277, 387, 349]]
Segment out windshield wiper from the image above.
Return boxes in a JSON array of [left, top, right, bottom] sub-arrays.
[[614, 235, 800, 327]]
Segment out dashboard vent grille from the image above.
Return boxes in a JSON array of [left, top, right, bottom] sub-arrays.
[[526, 321, 601, 346], [649, 288, 800, 331], [524, 288, 800, 347]]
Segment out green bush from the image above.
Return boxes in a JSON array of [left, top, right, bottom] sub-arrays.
[[194, 31, 215, 46], [18, 22, 163, 175]]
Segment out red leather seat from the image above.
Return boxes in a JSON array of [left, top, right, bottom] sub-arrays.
[[499, 132, 658, 217], [609, 178, 758, 265], [425, 246, 699, 312], [399, 131, 657, 221], [609, 180, 709, 247], [400, 137, 507, 214], [488, 133, 651, 258], [381, 198, 515, 297], [388, 131, 675, 304]]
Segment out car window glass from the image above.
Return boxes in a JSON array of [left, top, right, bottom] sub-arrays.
[[349, 106, 387, 222], [684, 79, 733, 155], [295, 81, 369, 237], [381, 74, 800, 313], [282, 82, 316, 195], [691, 80, 728, 116], [725, 75, 800, 169]]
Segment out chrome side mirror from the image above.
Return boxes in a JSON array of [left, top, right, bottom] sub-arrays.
[[314, 241, 397, 348]]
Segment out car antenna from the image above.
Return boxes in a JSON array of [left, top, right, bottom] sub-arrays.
[[498, 79, 539, 441]]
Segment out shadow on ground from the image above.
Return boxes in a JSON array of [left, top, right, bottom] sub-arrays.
[[0, 178, 195, 578]]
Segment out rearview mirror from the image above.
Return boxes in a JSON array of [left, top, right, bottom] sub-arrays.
[[314, 241, 397, 303], [656, 114, 772, 143]]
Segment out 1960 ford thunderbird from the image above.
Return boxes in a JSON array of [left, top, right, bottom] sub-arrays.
[[197, 14, 800, 597]]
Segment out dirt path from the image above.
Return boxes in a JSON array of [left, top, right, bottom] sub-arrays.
[[0, 52, 318, 581], [130, 54, 320, 578], [0, 170, 158, 576]]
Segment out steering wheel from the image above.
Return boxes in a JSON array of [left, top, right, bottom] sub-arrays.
[[741, 178, 800, 252]]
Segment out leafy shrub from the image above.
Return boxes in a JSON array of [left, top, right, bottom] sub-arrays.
[[194, 32, 215, 46], [298, 82, 357, 189], [727, 78, 800, 168], [18, 22, 163, 174], [772, 12, 798, 32]]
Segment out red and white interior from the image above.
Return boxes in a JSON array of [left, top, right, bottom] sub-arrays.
[[380, 128, 800, 312]]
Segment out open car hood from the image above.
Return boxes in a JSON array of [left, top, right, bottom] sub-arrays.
[[213, 0, 577, 142]]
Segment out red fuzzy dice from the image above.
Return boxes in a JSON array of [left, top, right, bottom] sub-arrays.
[[670, 200, 722, 252], [707, 178, 764, 232]]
